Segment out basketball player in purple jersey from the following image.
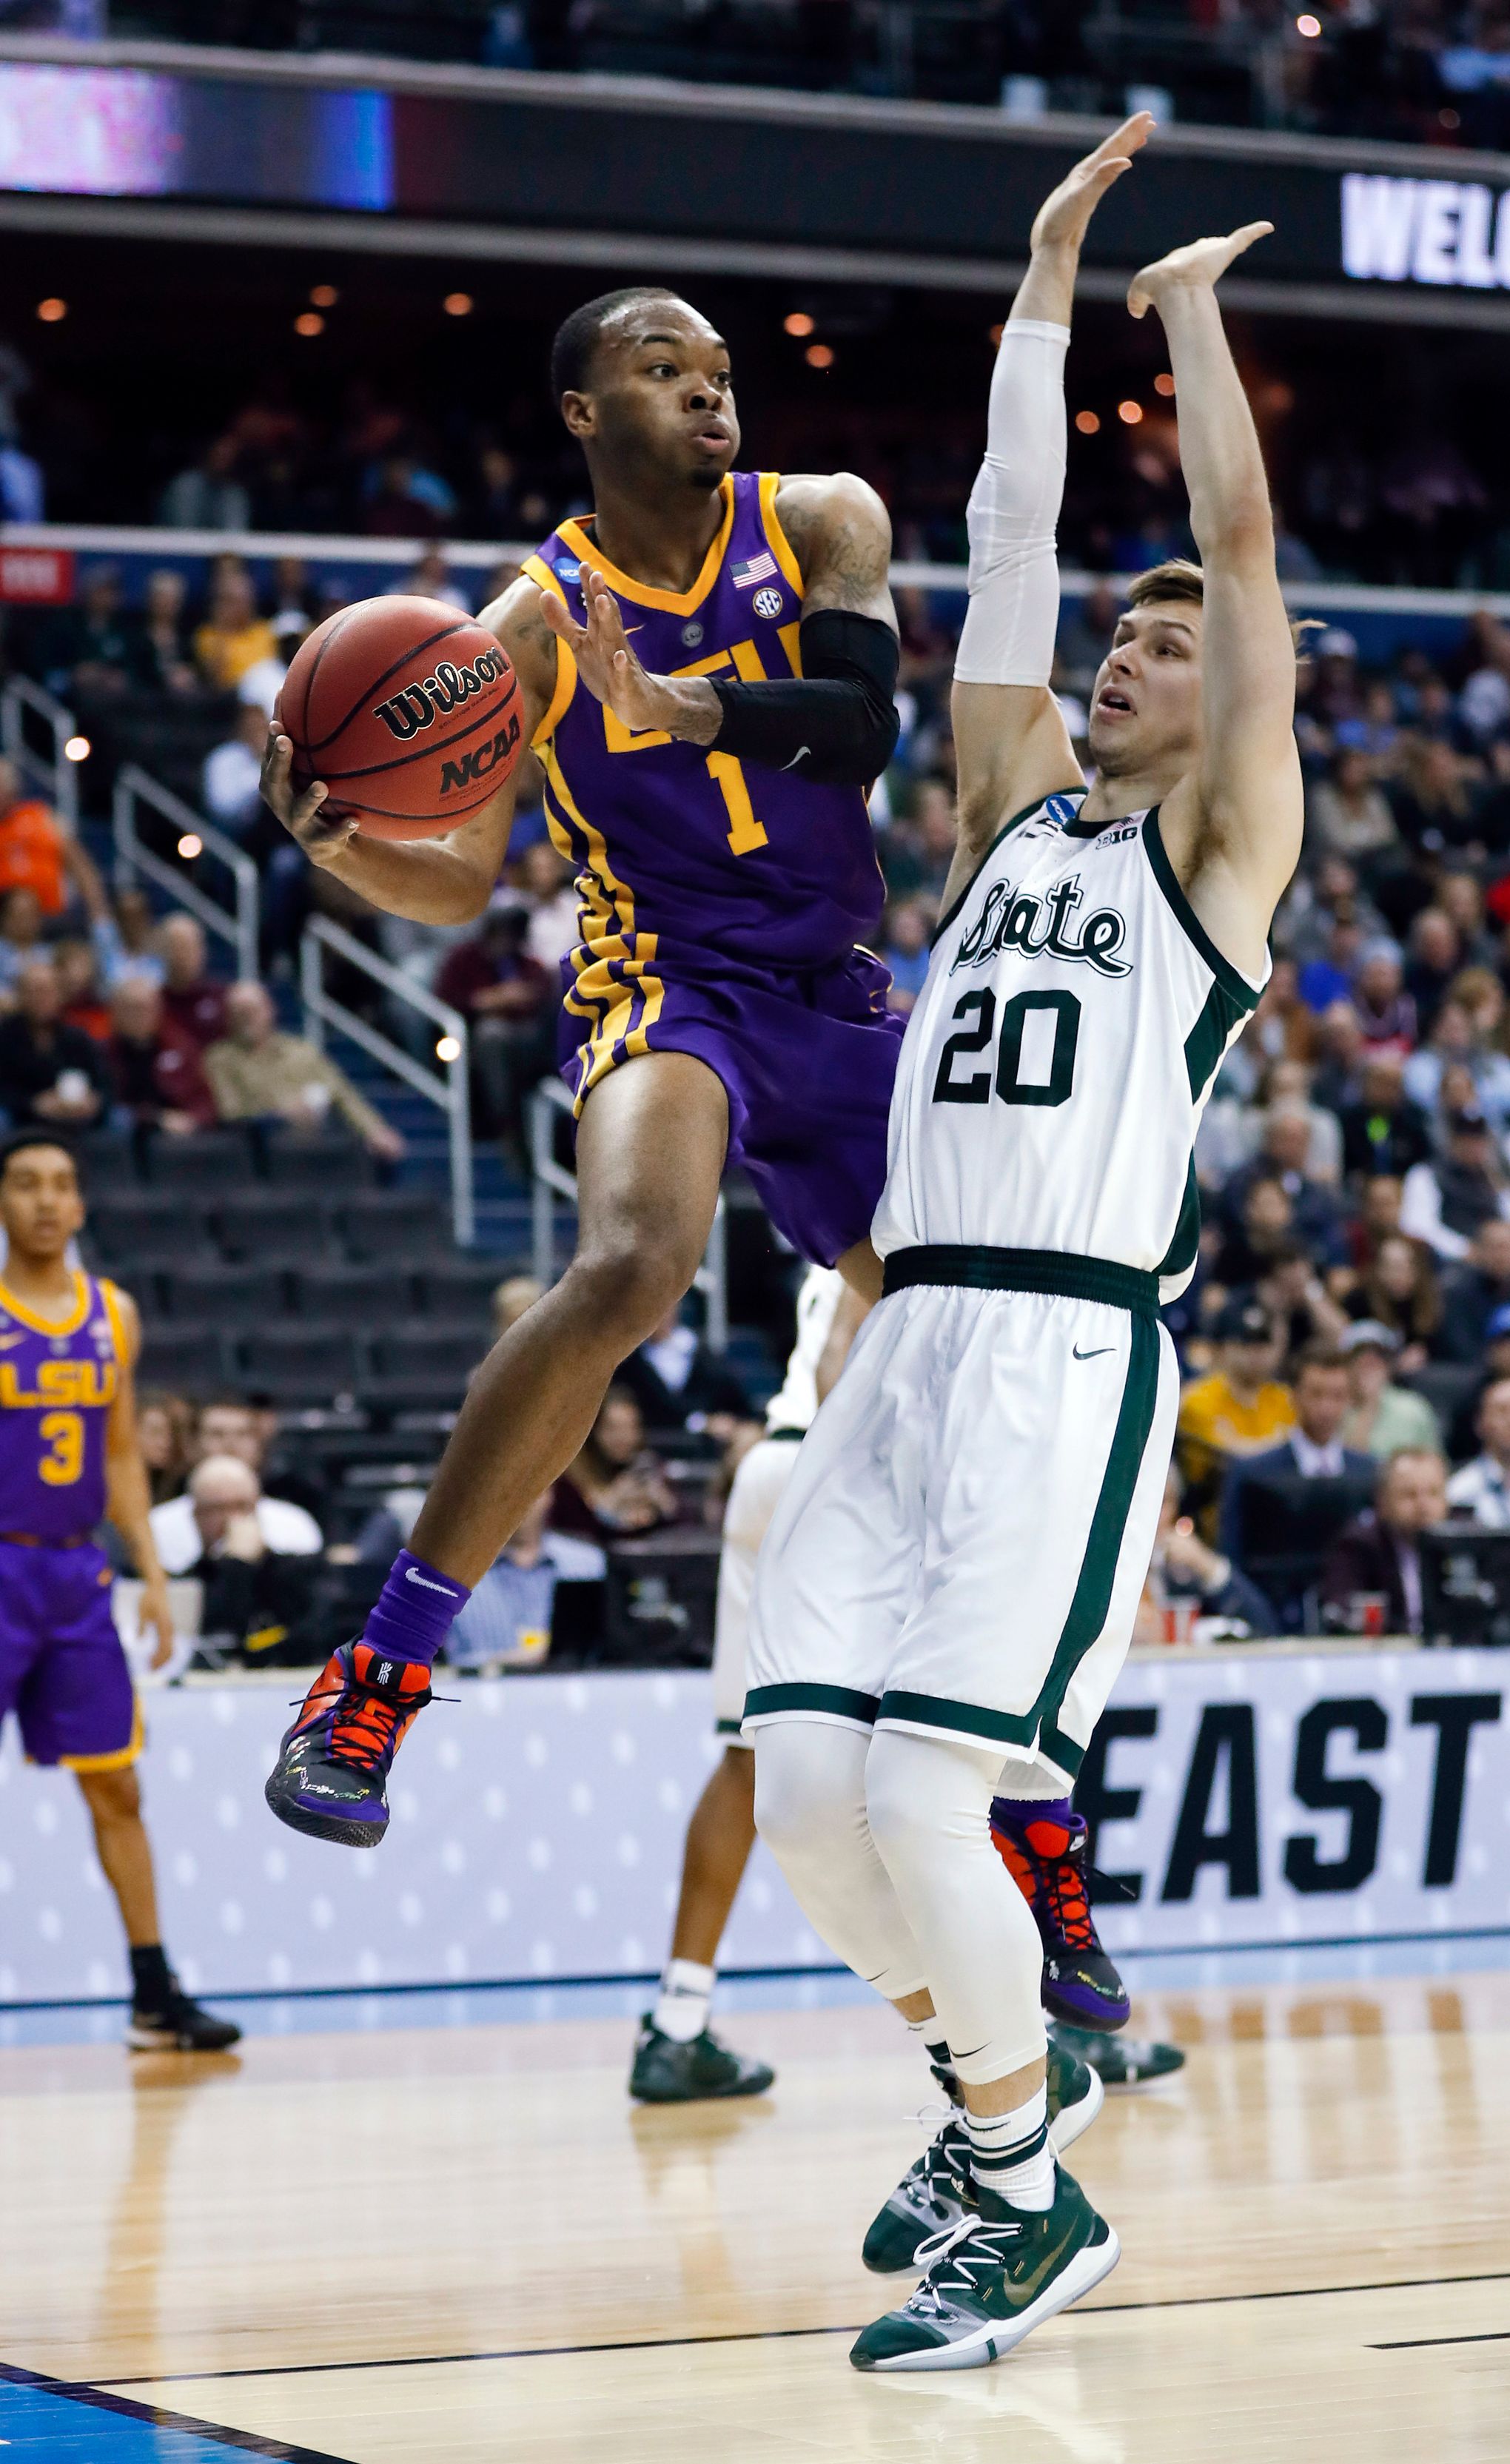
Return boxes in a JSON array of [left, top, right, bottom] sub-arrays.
[[262, 289, 907, 1847], [0, 1133, 240, 2049]]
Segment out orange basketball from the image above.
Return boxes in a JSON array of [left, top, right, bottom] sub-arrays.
[[276, 594, 523, 842]]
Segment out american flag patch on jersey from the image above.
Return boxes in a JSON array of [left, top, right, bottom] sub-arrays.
[[731, 551, 779, 589]]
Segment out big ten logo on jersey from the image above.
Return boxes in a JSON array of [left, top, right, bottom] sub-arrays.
[[1090, 822, 1140, 851], [950, 873, 1132, 980]]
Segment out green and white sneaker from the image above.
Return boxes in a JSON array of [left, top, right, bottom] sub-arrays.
[[627, 2015, 774, 2104], [862, 2037, 1103, 2275], [850, 2166, 1118, 2373], [1051, 2019, 1185, 2085]]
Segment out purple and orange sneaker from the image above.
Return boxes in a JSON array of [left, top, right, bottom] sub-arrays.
[[264, 1642, 432, 1847], [990, 1803, 1131, 2032]]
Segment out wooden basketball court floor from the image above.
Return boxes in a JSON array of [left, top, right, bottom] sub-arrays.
[[1, 1967, 1507, 2463]]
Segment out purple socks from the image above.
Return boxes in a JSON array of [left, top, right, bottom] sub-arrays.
[[991, 1794, 1077, 1835], [361, 1548, 472, 1669]]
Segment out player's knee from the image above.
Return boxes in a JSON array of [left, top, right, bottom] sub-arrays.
[[78, 1766, 141, 1826], [865, 1730, 993, 1878], [566, 1232, 697, 1353], [753, 1722, 862, 1875]]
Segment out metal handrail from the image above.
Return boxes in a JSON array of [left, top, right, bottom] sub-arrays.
[[528, 1075, 728, 1351], [113, 765, 259, 982], [301, 914, 474, 1247], [1, 674, 78, 828]]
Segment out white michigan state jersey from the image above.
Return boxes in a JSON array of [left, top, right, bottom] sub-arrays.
[[872, 790, 1268, 1301]]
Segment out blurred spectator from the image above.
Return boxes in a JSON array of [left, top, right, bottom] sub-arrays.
[[386, 544, 471, 609], [1249, 956, 1318, 1065], [1254, 1240, 1349, 1360], [434, 906, 552, 1153], [43, 565, 132, 700], [1135, 1465, 1277, 1642], [1309, 1000, 1366, 1114], [491, 1272, 545, 1340], [135, 1388, 195, 1508], [1438, 1218, 1510, 1363], [1446, 1377, 1510, 1527], [443, 1494, 605, 1671], [1399, 1106, 1510, 1260], [881, 899, 933, 1014], [517, 840, 578, 971], [1337, 1054, 1432, 1183], [192, 563, 277, 691], [202, 705, 271, 836], [0, 957, 112, 1128], [0, 884, 46, 997], [173, 1453, 321, 1668], [127, 568, 199, 695], [1403, 907, 1463, 1035], [107, 973, 216, 1136], [0, 758, 97, 918], [159, 436, 251, 531], [157, 914, 228, 1050], [150, 1402, 323, 1570], [620, 1303, 753, 1441], [1056, 583, 1118, 698], [98, 886, 165, 989], [363, 453, 456, 537], [551, 1385, 679, 1542], [1339, 1320, 1442, 1457], [1220, 1108, 1346, 1271], [1176, 1300, 1295, 1539], [55, 937, 111, 1043], [204, 979, 405, 1161], [1350, 939, 1416, 1054], [1319, 1448, 1449, 1637], [1298, 917, 1366, 1016], [1346, 1229, 1441, 1370], [1211, 1173, 1297, 1292], [1218, 1346, 1376, 1631], [1307, 747, 1397, 863]]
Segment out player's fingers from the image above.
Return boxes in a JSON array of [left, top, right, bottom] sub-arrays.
[[539, 591, 587, 653], [1089, 110, 1154, 167], [1223, 220, 1274, 262]]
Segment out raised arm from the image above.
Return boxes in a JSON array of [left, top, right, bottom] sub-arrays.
[[950, 115, 1152, 876], [259, 576, 559, 926], [539, 472, 900, 785], [1131, 229, 1304, 978]]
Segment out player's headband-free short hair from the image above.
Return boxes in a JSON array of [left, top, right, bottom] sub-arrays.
[[549, 286, 688, 402], [1124, 557, 1315, 654], [0, 1127, 81, 1182]]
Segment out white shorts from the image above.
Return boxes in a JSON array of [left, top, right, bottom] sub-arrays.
[[745, 1283, 1178, 1786], [711, 1434, 803, 1745]]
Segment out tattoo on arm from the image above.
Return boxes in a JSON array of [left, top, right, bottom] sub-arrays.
[[778, 475, 896, 625]]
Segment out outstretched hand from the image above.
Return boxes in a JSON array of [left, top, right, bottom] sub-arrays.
[[540, 564, 719, 743], [1127, 223, 1273, 319], [1029, 113, 1155, 258]]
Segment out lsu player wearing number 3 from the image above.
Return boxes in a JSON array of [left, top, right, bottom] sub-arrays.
[[747, 125, 1304, 2372]]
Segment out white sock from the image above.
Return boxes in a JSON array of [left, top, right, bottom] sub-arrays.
[[653, 1957, 714, 2043], [966, 2087, 1055, 2212], [905, 2013, 955, 2078]]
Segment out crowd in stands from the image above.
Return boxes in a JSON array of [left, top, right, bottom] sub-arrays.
[[132, 0, 1510, 147]]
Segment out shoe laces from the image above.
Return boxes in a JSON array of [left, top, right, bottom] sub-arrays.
[[907, 2209, 1024, 2312], [1041, 1841, 1099, 1954], [289, 1668, 434, 1777]]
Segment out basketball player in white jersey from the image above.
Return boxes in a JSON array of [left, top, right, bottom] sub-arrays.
[[745, 116, 1303, 2372], [628, 1267, 858, 2101]]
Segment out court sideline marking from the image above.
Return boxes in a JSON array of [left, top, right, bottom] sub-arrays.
[[95, 2266, 1510, 2387], [0, 2360, 352, 2463]]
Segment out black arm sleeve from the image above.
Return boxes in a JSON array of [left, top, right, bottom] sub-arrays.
[[707, 609, 899, 785]]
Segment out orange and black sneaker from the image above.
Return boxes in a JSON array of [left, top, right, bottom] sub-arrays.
[[990, 1802, 1131, 2032], [264, 1642, 432, 1847]]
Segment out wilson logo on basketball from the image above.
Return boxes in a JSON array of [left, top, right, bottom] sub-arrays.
[[440, 712, 523, 796], [372, 648, 510, 741]]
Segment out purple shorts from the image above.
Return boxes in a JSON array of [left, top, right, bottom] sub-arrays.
[[562, 946, 905, 1267], [0, 1540, 138, 1770]]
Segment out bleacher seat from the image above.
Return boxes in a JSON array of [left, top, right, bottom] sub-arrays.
[[238, 1326, 364, 1403], [210, 1193, 335, 1262], [419, 1258, 508, 1324], [337, 1192, 450, 1261], [88, 1193, 205, 1264], [293, 1263, 417, 1328], [164, 1263, 292, 1325], [370, 1323, 488, 1382], [74, 1129, 140, 1189], [144, 1129, 260, 1189], [264, 1130, 376, 1192], [135, 1323, 234, 1391]]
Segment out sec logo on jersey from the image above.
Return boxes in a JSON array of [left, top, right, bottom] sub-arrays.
[[752, 585, 785, 620]]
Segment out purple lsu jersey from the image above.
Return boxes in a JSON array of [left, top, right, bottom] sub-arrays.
[[0, 1272, 125, 1542], [525, 469, 887, 1046]]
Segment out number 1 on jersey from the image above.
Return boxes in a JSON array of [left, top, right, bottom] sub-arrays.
[[705, 752, 770, 856]]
